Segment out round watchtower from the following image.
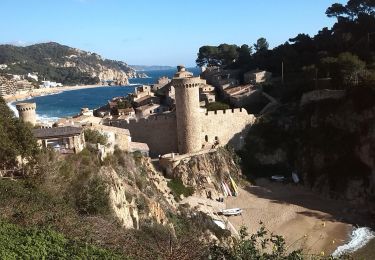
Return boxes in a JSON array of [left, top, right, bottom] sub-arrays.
[[172, 66, 205, 154], [16, 102, 36, 126]]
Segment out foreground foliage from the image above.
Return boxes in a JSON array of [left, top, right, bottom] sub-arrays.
[[0, 220, 122, 259], [0, 97, 38, 172]]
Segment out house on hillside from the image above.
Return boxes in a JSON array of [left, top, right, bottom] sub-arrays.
[[243, 70, 272, 84], [32, 126, 85, 154]]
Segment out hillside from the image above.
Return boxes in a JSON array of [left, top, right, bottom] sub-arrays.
[[0, 42, 142, 85]]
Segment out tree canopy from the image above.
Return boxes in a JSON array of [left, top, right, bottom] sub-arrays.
[[0, 97, 38, 172], [196, 0, 375, 89]]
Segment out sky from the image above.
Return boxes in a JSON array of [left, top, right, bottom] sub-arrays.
[[0, 0, 347, 66]]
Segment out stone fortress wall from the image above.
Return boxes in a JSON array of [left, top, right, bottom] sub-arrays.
[[16, 102, 37, 126], [111, 114, 178, 156], [108, 65, 256, 157], [201, 108, 255, 150]]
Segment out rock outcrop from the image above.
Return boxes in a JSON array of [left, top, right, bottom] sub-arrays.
[[166, 148, 242, 199], [99, 155, 176, 229]]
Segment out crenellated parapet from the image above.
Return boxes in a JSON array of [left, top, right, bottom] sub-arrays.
[[172, 77, 206, 88], [16, 102, 36, 111], [204, 108, 248, 116]]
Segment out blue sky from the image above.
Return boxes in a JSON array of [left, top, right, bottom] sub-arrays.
[[1, 0, 346, 66]]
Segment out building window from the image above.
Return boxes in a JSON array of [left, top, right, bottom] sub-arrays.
[[205, 135, 208, 142]]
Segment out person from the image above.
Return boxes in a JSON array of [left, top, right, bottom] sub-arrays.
[[207, 190, 212, 200]]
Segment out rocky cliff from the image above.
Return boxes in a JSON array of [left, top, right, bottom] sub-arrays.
[[0, 42, 146, 85], [240, 87, 375, 211], [99, 154, 176, 229], [165, 148, 242, 199]]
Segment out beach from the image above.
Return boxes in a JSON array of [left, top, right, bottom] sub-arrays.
[[2, 84, 112, 102], [224, 179, 366, 256]]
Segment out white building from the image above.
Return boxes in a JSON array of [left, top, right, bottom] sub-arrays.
[[27, 73, 38, 82], [40, 81, 63, 88]]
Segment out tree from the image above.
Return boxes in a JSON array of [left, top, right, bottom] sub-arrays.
[[326, 0, 375, 20], [254, 37, 269, 53], [217, 44, 239, 66], [236, 44, 253, 66], [196, 44, 239, 67], [196, 46, 220, 67], [337, 52, 367, 86], [0, 97, 38, 173], [84, 129, 108, 145]]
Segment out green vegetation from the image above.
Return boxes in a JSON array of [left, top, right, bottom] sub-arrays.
[[167, 178, 194, 200], [209, 224, 303, 260], [84, 129, 108, 145], [0, 97, 38, 173], [0, 220, 122, 259], [117, 99, 132, 109], [205, 101, 231, 111]]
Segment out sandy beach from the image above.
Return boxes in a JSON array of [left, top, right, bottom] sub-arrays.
[[2, 84, 118, 102], [224, 179, 363, 256]]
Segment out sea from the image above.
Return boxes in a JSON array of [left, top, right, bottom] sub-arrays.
[[8, 67, 200, 121]]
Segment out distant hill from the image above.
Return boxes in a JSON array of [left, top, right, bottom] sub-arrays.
[[0, 42, 139, 85], [130, 65, 175, 71]]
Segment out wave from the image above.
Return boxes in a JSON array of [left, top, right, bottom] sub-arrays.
[[126, 83, 144, 86], [7, 102, 19, 117], [332, 227, 375, 257], [36, 114, 60, 124]]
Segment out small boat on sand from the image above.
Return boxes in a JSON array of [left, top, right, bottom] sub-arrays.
[[219, 208, 243, 216], [271, 175, 285, 182]]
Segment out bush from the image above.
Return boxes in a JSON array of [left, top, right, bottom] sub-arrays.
[[167, 178, 194, 201], [75, 175, 110, 215], [84, 129, 108, 145], [206, 101, 230, 111], [0, 220, 122, 259]]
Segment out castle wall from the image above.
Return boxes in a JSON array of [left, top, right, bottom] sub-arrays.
[[201, 108, 256, 150], [110, 114, 178, 156]]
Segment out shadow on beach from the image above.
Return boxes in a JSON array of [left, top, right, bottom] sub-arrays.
[[243, 178, 374, 229]]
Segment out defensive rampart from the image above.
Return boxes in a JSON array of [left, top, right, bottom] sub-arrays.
[[110, 114, 178, 156], [201, 108, 256, 150]]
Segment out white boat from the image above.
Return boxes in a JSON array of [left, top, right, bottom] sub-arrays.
[[220, 208, 243, 216], [271, 175, 285, 182], [292, 172, 300, 183]]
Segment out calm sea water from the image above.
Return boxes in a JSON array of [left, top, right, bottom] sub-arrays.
[[10, 67, 200, 120]]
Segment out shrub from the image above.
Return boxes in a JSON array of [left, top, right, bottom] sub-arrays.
[[0, 220, 123, 259], [206, 101, 230, 111], [167, 178, 194, 201], [84, 129, 108, 145], [75, 175, 110, 215]]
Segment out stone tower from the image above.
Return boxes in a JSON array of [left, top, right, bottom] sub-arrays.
[[172, 65, 205, 154], [16, 102, 37, 126]]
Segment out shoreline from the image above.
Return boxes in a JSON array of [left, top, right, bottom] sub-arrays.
[[2, 84, 133, 103], [225, 179, 371, 256]]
